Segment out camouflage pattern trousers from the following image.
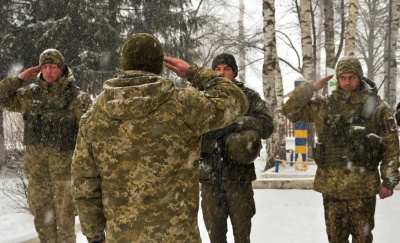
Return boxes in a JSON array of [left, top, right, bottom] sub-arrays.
[[200, 180, 255, 243], [25, 145, 76, 243], [322, 194, 376, 243]]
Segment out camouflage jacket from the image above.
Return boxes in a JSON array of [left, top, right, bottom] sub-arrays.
[[72, 65, 248, 242], [199, 80, 274, 182], [283, 80, 400, 199], [0, 68, 92, 151]]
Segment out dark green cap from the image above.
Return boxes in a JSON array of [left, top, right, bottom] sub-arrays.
[[121, 33, 164, 74]]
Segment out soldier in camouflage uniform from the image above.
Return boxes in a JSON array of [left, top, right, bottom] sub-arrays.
[[395, 102, 400, 126], [199, 53, 274, 243], [0, 49, 92, 242], [71, 34, 248, 242], [283, 56, 400, 243]]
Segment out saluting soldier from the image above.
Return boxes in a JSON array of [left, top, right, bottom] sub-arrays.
[[0, 49, 92, 242], [283, 56, 400, 243], [71, 34, 249, 242]]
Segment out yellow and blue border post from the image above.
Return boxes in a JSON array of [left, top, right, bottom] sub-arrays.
[[294, 123, 307, 162], [294, 78, 308, 163]]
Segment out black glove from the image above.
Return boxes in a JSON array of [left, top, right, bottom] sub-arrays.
[[235, 116, 262, 134], [206, 123, 238, 139]]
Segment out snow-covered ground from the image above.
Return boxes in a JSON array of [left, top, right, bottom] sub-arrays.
[[1, 188, 400, 243], [1, 139, 400, 242]]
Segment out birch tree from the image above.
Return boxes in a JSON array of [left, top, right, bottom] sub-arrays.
[[298, 0, 316, 158], [299, 0, 315, 81], [238, 0, 246, 84], [0, 111, 4, 166], [323, 0, 336, 94], [345, 0, 360, 56], [383, 0, 400, 108], [263, 0, 286, 169], [324, 0, 343, 70], [315, 1, 324, 79]]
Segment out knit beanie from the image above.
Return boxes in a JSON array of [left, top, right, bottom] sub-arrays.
[[39, 49, 65, 68], [211, 53, 238, 78], [121, 33, 164, 74], [336, 56, 363, 79]]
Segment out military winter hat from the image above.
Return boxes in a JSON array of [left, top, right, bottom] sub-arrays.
[[336, 56, 363, 79], [211, 53, 238, 78], [39, 49, 65, 68], [121, 33, 164, 74]]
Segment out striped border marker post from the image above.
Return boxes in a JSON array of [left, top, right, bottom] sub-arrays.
[[294, 122, 307, 162], [294, 78, 308, 171]]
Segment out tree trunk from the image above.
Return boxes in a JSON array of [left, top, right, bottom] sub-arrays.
[[238, 0, 246, 84], [262, 0, 286, 169], [324, 0, 336, 69], [300, 0, 315, 81], [366, 1, 377, 79], [299, 0, 315, 159], [0, 110, 5, 167], [345, 0, 359, 56], [384, 0, 399, 108], [315, 1, 324, 79]]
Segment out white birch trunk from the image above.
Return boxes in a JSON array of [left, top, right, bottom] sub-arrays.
[[384, 0, 399, 108], [316, 1, 324, 79], [238, 0, 246, 83], [324, 0, 336, 69], [300, 0, 315, 159], [300, 0, 314, 81], [0, 111, 4, 165], [344, 0, 359, 56], [262, 0, 286, 169]]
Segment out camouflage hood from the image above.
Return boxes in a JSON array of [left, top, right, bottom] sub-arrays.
[[97, 70, 174, 120]]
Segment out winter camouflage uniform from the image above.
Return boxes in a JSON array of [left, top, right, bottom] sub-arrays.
[[199, 53, 274, 243], [72, 34, 248, 242], [283, 56, 400, 243], [0, 49, 91, 243]]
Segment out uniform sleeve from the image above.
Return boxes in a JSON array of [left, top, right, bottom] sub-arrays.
[[282, 82, 323, 123], [178, 65, 249, 137], [76, 91, 93, 123], [378, 106, 400, 190], [0, 75, 27, 112], [71, 117, 106, 239]]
